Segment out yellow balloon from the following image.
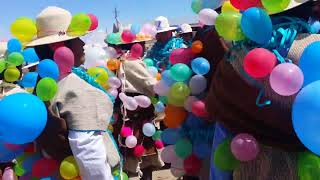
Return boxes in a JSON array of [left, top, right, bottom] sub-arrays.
[[87, 67, 109, 86], [60, 156, 79, 180], [4, 67, 20, 83], [222, 1, 239, 13], [10, 17, 37, 43], [215, 12, 245, 41]]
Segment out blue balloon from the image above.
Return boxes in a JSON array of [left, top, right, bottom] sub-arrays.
[[154, 102, 165, 113], [0, 141, 24, 163], [193, 143, 212, 159], [19, 72, 38, 88], [184, 113, 205, 129], [241, 7, 272, 44], [7, 39, 22, 53], [300, 41, 320, 86], [161, 70, 176, 86], [191, 57, 210, 75], [292, 80, 320, 155], [22, 153, 42, 172], [161, 128, 182, 145], [22, 48, 40, 63], [38, 59, 59, 80], [0, 93, 47, 144], [131, 24, 141, 35]]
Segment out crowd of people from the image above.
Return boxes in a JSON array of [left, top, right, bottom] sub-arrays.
[[1, 0, 320, 180]]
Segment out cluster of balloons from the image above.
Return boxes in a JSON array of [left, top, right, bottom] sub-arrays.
[[119, 93, 152, 111], [68, 13, 99, 36]]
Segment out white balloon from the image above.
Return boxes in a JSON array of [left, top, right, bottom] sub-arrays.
[[189, 75, 207, 95], [125, 135, 137, 148], [84, 46, 107, 68], [142, 123, 156, 137], [160, 145, 175, 163], [184, 96, 199, 112], [124, 96, 138, 111], [154, 80, 170, 96], [199, 9, 219, 26], [107, 88, 118, 98], [134, 95, 151, 108], [147, 66, 158, 77], [108, 77, 122, 89]]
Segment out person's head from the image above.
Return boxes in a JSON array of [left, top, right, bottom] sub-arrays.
[[179, 33, 193, 43], [154, 16, 177, 43], [156, 31, 173, 43], [178, 23, 193, 42]]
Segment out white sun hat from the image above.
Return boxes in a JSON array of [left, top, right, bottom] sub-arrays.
[[179, 23, 193, 34], [154, 16, 177, 33], [26, 6, 88, 47]]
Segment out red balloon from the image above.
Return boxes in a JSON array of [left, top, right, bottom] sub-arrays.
[[243, 48, 277, 79], [130, 43, 144, 59], [169, 48, 195, 65], [154, 140, 164, 149], [183, 154, 202, 175], [230, 0, 262, 10], [32, 158, 59, 178], [133, 145, 145, 157], [88, 14, 99, 31], [192, 100, 209, 118], [121, 30, 135, 43]]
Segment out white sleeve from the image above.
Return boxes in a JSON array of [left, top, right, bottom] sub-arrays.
[[68, 131, 114, 180]]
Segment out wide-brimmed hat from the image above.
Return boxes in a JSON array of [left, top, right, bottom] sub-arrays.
[[178, 23, 193, 34], [154, 16, 177, 33], [26, 6, 87, 47]]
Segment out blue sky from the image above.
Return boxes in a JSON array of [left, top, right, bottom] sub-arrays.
[[0, 0, 197, 39]]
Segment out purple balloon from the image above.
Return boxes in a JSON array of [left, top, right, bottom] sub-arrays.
[[270, 63, 304, 96], [154, 80, 170, 96], [231, 133, 259, 162]]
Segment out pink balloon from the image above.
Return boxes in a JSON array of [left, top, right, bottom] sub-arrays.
[[107, 88, 118, 98], [161, 145, 175, 163], [154, 80, 170, 96], [169, 48, 195, 65], [53, 47, 74, 78], [141, 23, 157, 37], [130, 43, 144, 59], [108, 77, 121, 88], [88, 14, 99, 31], [121, 127, 133, 137], [125, 135, 137, 148], [134, 145, 145, 157], [155, 140, 164, 149], [184, 96, 198, 112], [123, 96, 138, 111], [231, 133, 259, 162], [192, 100, 209, 118], [121, 30, 135, 43], [270, 63, 304, 96], [134, 95, 151, 108], [2, 167, 16, 180]]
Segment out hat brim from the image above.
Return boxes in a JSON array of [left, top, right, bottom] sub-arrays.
[[26, 33, 88, 47], [157, 27, 178, 33], [108, 38, 153, 46]]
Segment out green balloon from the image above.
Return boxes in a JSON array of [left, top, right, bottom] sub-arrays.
[[215, 12, 245, 41], [36, 77, 58, 101], [7, 52, 24, 66], [170, 82, 191, 99], [159, 96, 168, 104], [261, 0, 290, 14], [0, 59, 6, 73], [170, 63, 192, 82], [174, 138, 192, 159], [214, 138, 240, 171], [143, 58, 154, 67], [167, 91, 185, 107], [152, 130, 162, 141], [68, 13, 91, 36], [4, 67, 20, 82], [112, 170, 129, 180], [298, 152, 320, 180], [191, 0, 202, 14], [106, 33, 122, 45]]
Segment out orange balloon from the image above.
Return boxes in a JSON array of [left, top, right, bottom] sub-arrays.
[[107, 58, 120, 71], [164, 105, 187, 128], [72, 177, 81, 180], [156, 73, 161, 81], [192, 40, 203, 54]]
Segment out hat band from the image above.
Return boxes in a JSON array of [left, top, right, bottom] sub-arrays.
[[37, 30, 67, 38]]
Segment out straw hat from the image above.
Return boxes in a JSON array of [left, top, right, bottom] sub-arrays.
[[154, 16, 177, 33], [178, 23, 193, 34], [26, 6, 86, 47]]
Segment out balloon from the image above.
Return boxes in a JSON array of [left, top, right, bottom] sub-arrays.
[[222, 1, 239, 13], [170, 82, 191, 99], [243, 48, 277, 78], [161, 128, 182, 145], [153, 80, 170, 96], [125, 135, 137, 148], [202, 0, 225, 10], [174, 139, 192, 159], [131, 24, 141, 35], [191, 0, 202, 13], [38, 59, 60, 80], [191, 57, 210, 75], [0, 93, 47, 144], [169, 48, 194, 65], [184, 96, 199, 112], [170, 63, 192, 82], [130, 43, 143, 59], [20, 72, 38, 88], [143, 58, 154, 67], [32, 158, 59, 178], [2, 167, 16, 180], [119, 93, 139, 111], [147, 66, 158, 77], [134, 95, 151, 108], [108, 77, 121, 88], [215, 12, 245, 41], [155, 140, 164, 149], [161, 145, 175, 163], [193, 143, 212, 159], [121, 30, 135, 43], [297, 152, 320, 179], [87, 67, 109, 86], [84, 46, 107, 69], [241, 7, 272, 44], [112, 170, 129, 180], [189, 75, 207, 95], [7, 52, 24, 66], [198, 9, 219, 26], [60, 156, 79, 180], [261, 0, 290, 14], [106, 33, 122, 45], [133, 145, 145, 157], [22, 48, 40, 63], [192, 100, 209, 118], [142, 123, 156, 137], [0, 142, 25, 163], [299, 42, 320, 86], [87, 14, 98, 31], [231, 134, 259, 162], [230, 0, 262, 10], [7, 38, 22, 53], [120, 127, 133, 138], [20, 173, 32, 180], [159, 96, 168, 104], [184, 154, 202, 175], [141, 23, 157, 38], [10, 17, 37, 43], [167, 91, 186, 107], [36, 77, 58, 101], [22, 153, 42, 172], [152, 130, 162, 141], [54, 47, 74, 76], [161, 70, 177, 86], [214, 139, 240, 171], [68, 14, 91, 36], [4, 67, 20, 83], [0, 59, 5, 73], [154, 101, 165, 113], [107, 58, 120, 71], [270, 63, 304, 96], [191, 41, 203, 54]]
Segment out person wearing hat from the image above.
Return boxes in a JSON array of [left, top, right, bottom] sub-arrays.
[[193, 0, 320, 179], [147, 16, 185, 71], [178, 23, 194, 47], [23, 6, 119, 180]]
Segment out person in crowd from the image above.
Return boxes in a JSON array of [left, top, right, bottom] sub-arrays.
[[178, 23, 193, 47]]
